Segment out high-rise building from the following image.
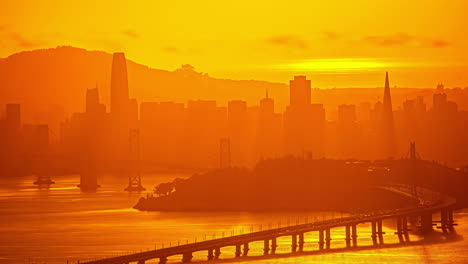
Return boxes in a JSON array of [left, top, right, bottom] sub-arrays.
[[228, 100, 249, 166], [284, 76, 325, 157], [6, 104, 21, 133], [109, 52, 132, 160], [433, 93, 458, 115], [338, 104, 356, 125], [110, 52, 130, 117], [433, 93, 448, 110], [381, 72, 396, 157], [337, 104, 360, 158], [4, 104, 21, 156], [184, 100, 226, 167], [257, 91, 281, 159], [140, 101, 185, 166], [128, 98, 139, 127], [86, 87, 105, 114], [259, 90, 274, 115], [22, 124, 49, 155], [289, 76, 311, 108]]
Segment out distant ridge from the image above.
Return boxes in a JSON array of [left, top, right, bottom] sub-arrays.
[[0, 46, 287, 119], [0, 46, 464, 123]]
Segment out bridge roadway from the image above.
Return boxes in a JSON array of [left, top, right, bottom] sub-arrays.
[[81, 185, 456, 264]]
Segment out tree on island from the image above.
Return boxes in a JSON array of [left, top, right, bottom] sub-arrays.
[[137, 157, 468, 211], [154, 182, 174, 196]]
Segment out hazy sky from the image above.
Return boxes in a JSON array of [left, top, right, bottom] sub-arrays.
[[1, 0, 467, 87]]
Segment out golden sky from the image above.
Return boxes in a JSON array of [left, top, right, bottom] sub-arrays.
[[1, 0, 467, 87]]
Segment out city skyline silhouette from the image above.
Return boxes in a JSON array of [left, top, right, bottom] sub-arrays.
[[1, 1, 468, 264], [2, 50, 468, 173]]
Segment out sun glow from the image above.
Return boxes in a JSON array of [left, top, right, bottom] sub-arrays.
[[281, 58, 396, 73]]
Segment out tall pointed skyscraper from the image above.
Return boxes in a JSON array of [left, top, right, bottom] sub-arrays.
[[381, 72, 396, 157], [110, 52, 129, 117], [109, 52, 131, 160], [383, 72, 392, 113]]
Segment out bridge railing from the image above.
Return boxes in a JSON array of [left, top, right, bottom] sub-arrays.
[[80, 184, 456, 264]]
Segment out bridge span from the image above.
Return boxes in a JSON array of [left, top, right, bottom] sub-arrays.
[[81, 185, 456, 264]]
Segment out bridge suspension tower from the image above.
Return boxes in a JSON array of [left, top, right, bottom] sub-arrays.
[[125, 129, 145, 192], [409, 142, 420, 200]]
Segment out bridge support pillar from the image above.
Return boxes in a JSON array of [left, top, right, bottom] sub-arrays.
[[159, 257, 167, 264], [263, 239, 270, 255], [325, 228, 331, 249], [214, 248, 221, 259], [351, 224, 357, 247], [402, 216, 410, 241], [318, 230, 324, 250], [440, 208, 448, 233], [377, 220, 384, 244], [447, 208, 455, 232], [345, 225, 351, 248], [291, 234, 298, 252], [371, 221, 378, 245], [235, 244, 241, 257], [182, 252, 193, 263], [207, 249, 214, 260], [420, 212, 433, 234], [137, 260, 145, 264], [298, 233, 304, 252], [395, 217, 404, 242], [243, 243, 249, 257], [271, 237, 277, 254]]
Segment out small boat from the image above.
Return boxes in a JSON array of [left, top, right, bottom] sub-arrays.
[[33, 175, 55, 185]]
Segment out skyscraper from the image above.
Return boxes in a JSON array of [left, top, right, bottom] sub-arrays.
[[228, 100, 249, 166], [337, 104, 360, 158], [6, 104, 21, 133], [259, 90, 274, 115], [284, 76, 324, 157], [86, 87, 100, 114], [109, 52, 131, 160], [110, 52, 130, 117], [381, 72, 396, 157], [289, 76, 311, 108], [257, 90, 281, 159], [4, 104, 21, 156], [383, 72, 393, 119]]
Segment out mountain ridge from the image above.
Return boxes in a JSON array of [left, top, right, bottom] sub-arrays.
[[1, 46, 465, 126], [0, 46, 287, 121]]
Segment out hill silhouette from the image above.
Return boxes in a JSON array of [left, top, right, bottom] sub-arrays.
[[135, 157, 468, 212], [0, 46, 287, 122], [1, 46, 467, 125]]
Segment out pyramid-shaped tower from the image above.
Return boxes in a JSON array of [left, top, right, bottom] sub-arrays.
[[381, 72, 396, 157]]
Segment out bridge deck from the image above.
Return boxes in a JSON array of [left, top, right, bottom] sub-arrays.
[[82, 185, 456, 264]]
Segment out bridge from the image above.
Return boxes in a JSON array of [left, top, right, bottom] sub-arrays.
[[81, 185, 456, 264]]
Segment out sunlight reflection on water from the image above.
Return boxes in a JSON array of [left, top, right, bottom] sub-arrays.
[[0, 174, 466, 264]]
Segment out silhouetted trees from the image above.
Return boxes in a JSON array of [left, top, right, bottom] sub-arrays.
[[136, 157, 468, 212], [154, 182, 174, 196]]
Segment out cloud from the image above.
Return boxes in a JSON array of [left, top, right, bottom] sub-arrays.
[[431, 39, 450, 48], [265, 35, 309, 49], [161, 46, 202, 55], [123, 29, 140, 39], [363, 33, 449, 48], [162, 46, 180, 54], [8, 32, 45, 49], [323, 31, 341, 40]]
